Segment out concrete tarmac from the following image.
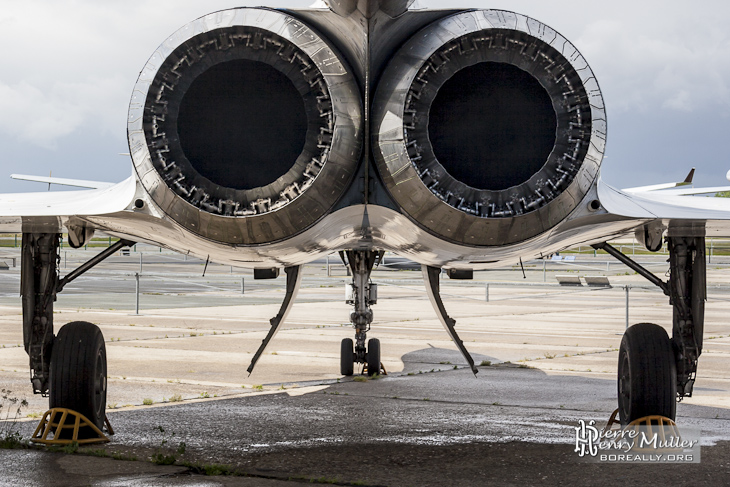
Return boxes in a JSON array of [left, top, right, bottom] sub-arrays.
[[2, 249, 730, 485]]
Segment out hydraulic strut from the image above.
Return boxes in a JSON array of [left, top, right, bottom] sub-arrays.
[[21, 233, 60, 395], [667, 237, 705, 397], [344, 250, 383, 363], [592, 241, 668, 294]]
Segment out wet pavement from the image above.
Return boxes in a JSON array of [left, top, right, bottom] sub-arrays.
[[3, 366, 730, 485], [0, 450, 291, 486]]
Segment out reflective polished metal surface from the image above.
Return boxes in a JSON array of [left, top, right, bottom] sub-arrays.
[[127, 8, 363, 245], [372, 9, 607, 246]]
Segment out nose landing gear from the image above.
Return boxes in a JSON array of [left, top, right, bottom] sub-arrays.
[[340, 250, 384, 376]]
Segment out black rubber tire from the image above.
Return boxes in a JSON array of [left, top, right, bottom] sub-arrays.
[[367, 338, 381, 376], [618, 323, 676, 425], [50, 322, 107, 435], [340, 338, 354, 376]]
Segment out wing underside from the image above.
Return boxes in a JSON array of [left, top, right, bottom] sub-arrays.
[[599, 179, 730, 235], [0, 176, 136, 233]]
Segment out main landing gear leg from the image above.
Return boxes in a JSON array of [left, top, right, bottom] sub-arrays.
[[21, 233, 59, 396], [21, 233, 134, 434], [340, 250, 383, 376], [593, 237, 705, 424], [422, 266, 478, 376]]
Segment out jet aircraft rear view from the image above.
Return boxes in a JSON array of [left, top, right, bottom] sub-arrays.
[[0, 0, 726, 436]]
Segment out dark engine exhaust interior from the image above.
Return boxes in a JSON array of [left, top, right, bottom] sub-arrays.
[[177, 59, 307, 190], [397, 27, 592, 220], [143, 26, 338, 220], [428, 62, 556, 191]]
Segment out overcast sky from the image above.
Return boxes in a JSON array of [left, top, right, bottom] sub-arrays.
[[1, 0, 729, 193]]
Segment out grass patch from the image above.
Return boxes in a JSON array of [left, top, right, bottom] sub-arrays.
[[55, 441, 79, 454], [480, 360, 492, 366], [0, 432, 25, 449], [151, 426, 186, 465], [143, 398, 153, 406], [353, 376, 368, 382], [1, 389, 29, 449], [182, 461, 238, 476], [84, 448, 110, 458], [112, 452, 138, 461]]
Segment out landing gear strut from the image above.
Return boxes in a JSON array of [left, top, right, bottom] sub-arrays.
[[21, 232, 133, 431], [340, 250, 383, 376], [594, 236, 705, 424], [21, 233, 59, 395]]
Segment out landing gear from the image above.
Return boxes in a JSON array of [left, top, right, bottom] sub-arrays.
[[618, 323, 676, 424], [21, 232, 133, 422], [50, 322, 108, 433], [21, 233, 60, 395], [341, 250, 383, 376], [366, 338, 381, 377], [594, 235, 705, 423], [340, 338, 354, 376]]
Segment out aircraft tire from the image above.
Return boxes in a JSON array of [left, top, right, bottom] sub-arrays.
[[367, 338, 381, 376], [618, 323, 676, 425], [50, 321, 107, 436], [340, 338, 354, 376]]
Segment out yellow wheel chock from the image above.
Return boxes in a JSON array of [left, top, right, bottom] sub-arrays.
[[626, 415, 682, 453], [30, 408, 114, 445], [629, 414, 677, 428], [603, 409, 681, 452], [604, 408, 678, 433]]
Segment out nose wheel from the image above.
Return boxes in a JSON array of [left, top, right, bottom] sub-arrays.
[[366, 338, 381, 376], [340, 337, 382, 376], [340, 338, 354, 376]]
